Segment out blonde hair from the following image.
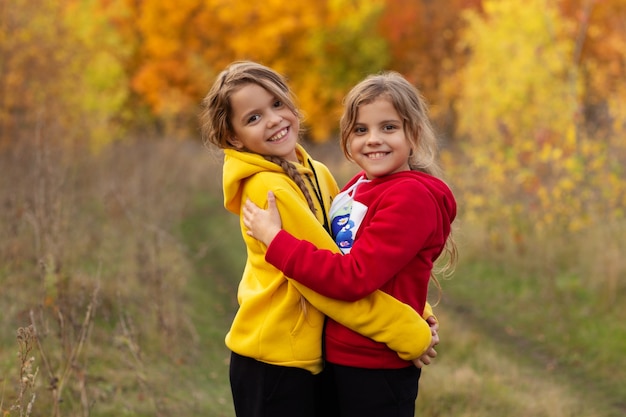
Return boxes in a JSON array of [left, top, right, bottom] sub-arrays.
[[340, 71, 457, 299], [199, 61, 316, 213]]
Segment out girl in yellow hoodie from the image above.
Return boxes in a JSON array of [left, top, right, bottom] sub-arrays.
[[199, 61, 437, 417]]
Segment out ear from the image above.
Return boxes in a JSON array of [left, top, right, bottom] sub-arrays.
[[228, 137, 244, 149]]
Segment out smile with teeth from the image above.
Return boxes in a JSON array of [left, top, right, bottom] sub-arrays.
[[268, 128, 288, 142], [365, 152, 389, 159]]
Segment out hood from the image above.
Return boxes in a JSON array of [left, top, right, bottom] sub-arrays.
[[222, 144, 316, 214], [368, 170, 457, 234], [414, 171, 456, 228]]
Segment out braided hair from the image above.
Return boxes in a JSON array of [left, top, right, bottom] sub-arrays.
[[200, 61, 318, 314], [264, 155, 317, 215]]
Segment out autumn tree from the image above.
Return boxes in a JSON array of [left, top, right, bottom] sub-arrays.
[[113, 0, 389, 140], [451, 0, 583, 242], [559, 0, 626, 132], [449, 0, 626, 256], [0, 0, 127, 150], [377, 0, 482, 134], [0, 0, 76, 147]]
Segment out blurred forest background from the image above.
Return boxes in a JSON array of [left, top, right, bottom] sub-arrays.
[[1, 0, 625, 416]]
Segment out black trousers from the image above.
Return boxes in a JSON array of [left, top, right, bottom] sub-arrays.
[[229, 352, 340, 417], [327, 362, 421, 417]]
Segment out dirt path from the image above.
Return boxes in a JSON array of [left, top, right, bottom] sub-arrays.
[[443, 296, 626, 417]]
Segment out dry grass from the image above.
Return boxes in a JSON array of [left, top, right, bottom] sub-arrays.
[[1, 136, 623, 416], [417, 308, 614, 417], [0, 137, 225, 416]]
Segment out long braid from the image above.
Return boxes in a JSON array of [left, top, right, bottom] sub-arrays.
[[263, 155, 317, 316], [264, 155, 317, 214]]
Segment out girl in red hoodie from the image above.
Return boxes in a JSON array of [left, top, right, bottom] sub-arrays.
[[244, 71, 457, 417]]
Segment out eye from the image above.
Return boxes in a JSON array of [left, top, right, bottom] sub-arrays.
[[353, 126, 367, 135], [246, 114, 261, 124], [382, 124, 399, 132], [273, 99, 283, 108]]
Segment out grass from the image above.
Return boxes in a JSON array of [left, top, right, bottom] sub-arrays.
[[416, 309, 610, 417], [1, 138, 624, 416], [176, 191, 244, 417], [442, 257, 626, 415]]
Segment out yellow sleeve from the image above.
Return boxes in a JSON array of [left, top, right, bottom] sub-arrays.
[[247, 176, 433, 360], [291, 281, 432, 360], [423, 302, 436, 322], [274, 190, 432, 359]]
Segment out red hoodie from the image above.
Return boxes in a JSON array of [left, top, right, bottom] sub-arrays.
[[265, 170, 456, 369]]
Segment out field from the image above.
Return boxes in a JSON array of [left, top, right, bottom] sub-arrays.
[[1, 138, 624, 417]]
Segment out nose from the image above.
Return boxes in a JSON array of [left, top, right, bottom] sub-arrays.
[[365, 131, 383, 145], [267, 110, 283, 127]]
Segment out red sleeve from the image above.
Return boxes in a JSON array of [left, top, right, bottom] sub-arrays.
[[265, 183, 438, 301]]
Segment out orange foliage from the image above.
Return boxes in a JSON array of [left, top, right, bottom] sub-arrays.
[[377, 0, 482, 126], [2, 0, 625, 156], [113, 0, 389, 140], [0, 0, 127, 150], [559, 0, 626, 128]]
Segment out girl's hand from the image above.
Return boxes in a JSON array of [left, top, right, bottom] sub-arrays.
[[412, 315, 440, 368], [242, 191, 282, 246]]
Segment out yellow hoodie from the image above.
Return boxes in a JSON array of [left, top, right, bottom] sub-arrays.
[[222, 145, 433, 374]]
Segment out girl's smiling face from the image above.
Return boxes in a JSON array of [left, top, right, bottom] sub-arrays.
[[348, 96, 412, 179], [228, 83, 300, 162]]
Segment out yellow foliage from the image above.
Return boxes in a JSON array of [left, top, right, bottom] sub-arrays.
[[456, 0, 580, 143], [448, 0, 625, 244], [113, 0, 388, 139], [64, 0, 130, 151], [0, 0, 128, 150]]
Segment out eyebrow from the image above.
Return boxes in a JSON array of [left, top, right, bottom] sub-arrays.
[[355, 119, 401, 125]]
